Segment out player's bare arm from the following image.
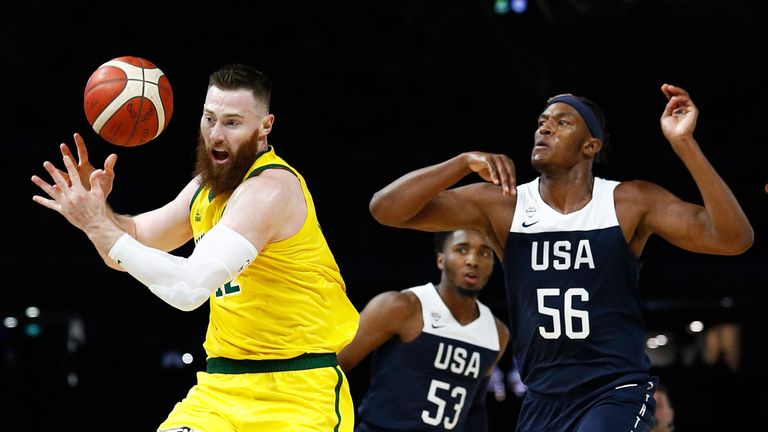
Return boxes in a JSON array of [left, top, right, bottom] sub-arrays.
[[615, 84, 753, 256], [218, 168, 307, 252], [37, 137, 199, 269], [41, 133, 194, 261], [132, 178, 198, 251], [337, 291, 422, 372], [370, 152, 516, 252], [660, 84, 752, 253]]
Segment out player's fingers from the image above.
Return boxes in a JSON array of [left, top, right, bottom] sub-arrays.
[[73, 132, 89, 163], [31, 195, 61, 212], [661, 83, 672, 99], [43, 161, 71, 190], [49, 166, 73, 187], [495, 156, 516, 195], [103, 153, 118, 176], [31, 175, 59, 198], [62, 154, 82, 186], [90, 170, 104, 195], [669, 84, 689, 97], [485, 159, 499, 184], [60, 143, 74, 160], [661, 97, 678, 117]]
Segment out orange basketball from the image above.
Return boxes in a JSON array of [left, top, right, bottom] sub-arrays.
[[83, 56, 173, 147]]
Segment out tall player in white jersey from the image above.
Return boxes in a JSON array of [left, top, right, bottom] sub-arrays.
[[366, 84, 753, 431], [338, 229, 509, 431]]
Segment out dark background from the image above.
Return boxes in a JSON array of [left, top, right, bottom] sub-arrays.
[[2, 0, 766, 430]]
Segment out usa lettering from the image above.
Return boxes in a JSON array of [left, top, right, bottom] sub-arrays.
[[433, 342, 480, 378], [531, 240, 595, 271]]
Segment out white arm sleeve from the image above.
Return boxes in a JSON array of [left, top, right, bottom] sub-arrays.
[[108, 224, 258, 311]]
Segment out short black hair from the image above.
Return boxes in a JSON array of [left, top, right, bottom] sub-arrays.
[[434, 231, 453, 254]]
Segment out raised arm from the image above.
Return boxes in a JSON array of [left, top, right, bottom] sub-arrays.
[[32, 140, 305, 311], [34, 133, 196, 269], [369, 152, 517, 252], [622, 84, 753, 256]]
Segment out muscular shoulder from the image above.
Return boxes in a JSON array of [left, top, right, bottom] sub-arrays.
[[614, 180, 677, 254], [364, 290, 423, 341], [366, 290, 422, 319], [614, 179, 663, 201], [452, 182, 516, 253], [237, 168, 302, 201], [614, 180, 671, 218], [219, 167, 307, 247]]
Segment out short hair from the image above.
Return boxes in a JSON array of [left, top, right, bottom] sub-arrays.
[[434, 231, 453, 254], [208, 64, 272, 111]]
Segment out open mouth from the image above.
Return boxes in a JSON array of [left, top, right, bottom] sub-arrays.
[[212, 149, 230, 163], [464, 272, 478, 284]]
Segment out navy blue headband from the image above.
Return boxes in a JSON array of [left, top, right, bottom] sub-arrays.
[[545, 95, 604, 144]]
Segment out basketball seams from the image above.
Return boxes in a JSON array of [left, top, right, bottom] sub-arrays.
[[92, 81, 146, 134], [124, 63, 148, 145], [84, 56, 172, 146]]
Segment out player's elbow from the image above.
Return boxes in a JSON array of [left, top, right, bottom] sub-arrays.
[[369, 191, 390, 223], [175, 302, 204, 312], [173, 290, 211, 312], [723, 226, 754, 255], [169, 296, 208, 312], [369, 191, 406, 227], [148, 282, 211, 312]]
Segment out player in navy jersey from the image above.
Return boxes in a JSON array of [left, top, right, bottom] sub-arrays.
[[367, 84, 753, 431], [338, 229, 510, 431]]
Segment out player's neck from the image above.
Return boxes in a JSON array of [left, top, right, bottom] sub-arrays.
[[539, 171, 594, 214], [436, 284, 480, 325]]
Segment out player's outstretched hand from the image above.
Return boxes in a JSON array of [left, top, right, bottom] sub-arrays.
[[58, 132, 96, 189], [31, 148, 118, 231]]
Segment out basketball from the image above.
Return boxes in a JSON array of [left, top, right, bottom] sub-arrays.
[[83, 56, 173, 147]]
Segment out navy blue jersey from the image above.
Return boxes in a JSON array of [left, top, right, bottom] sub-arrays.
[[503, 178, 651, 396], [358, 283, 500, 431]]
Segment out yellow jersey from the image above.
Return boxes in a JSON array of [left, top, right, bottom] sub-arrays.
[[188, 146, 359, 360]]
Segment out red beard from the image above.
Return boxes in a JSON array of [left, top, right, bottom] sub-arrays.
[[193, 130, 263, 197]]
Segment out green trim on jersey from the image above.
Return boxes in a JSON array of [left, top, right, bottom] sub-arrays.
[[246, 163, 297, 179], [189, 185, 204, 210], [206, 353, 338, 374]]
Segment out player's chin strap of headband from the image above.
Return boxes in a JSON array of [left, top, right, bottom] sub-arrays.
[[545, 94, 604, 144], [108, 224, 257, 311]]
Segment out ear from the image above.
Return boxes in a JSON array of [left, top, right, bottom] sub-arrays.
[[436, 253, 445, 270], [260, 114, 275, 136], [583, 137, 602, 159]]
